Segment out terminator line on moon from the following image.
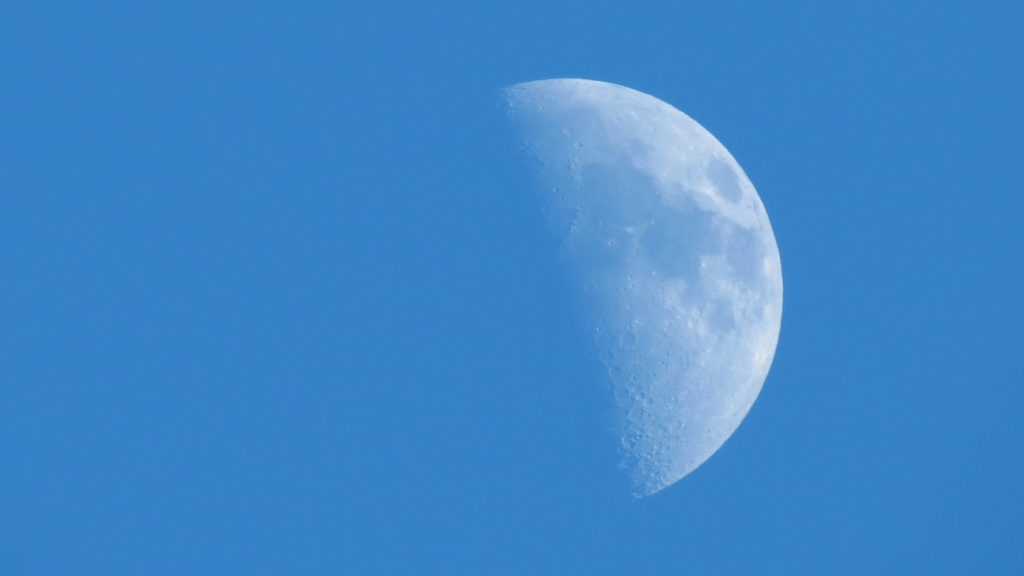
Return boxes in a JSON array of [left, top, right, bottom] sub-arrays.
[[503, 79, 783, 497]]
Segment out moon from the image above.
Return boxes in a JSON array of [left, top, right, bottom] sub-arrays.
[[503, 79, 783, 497]]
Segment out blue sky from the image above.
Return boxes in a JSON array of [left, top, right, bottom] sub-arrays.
[[2, 1, 1021, 573]]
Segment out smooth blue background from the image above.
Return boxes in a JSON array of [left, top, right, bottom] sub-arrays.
[[2, 2, 1021, 573]]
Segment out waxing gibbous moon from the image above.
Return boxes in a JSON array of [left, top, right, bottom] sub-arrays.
[[503, 79, 783, 497]]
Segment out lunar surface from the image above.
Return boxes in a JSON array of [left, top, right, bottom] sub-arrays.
[[503, 79, 783, 497]]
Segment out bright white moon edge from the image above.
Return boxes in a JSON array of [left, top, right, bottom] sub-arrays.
[[503, 78, 783, 497]]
